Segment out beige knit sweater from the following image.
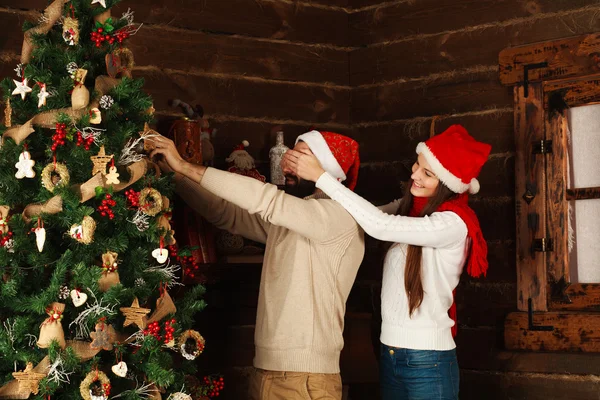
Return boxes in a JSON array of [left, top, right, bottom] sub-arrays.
[[176, 168, 365, 373]]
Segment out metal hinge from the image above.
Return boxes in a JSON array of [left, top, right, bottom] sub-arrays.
[[533, 238, 553, 252], [532, 140, 553, 154]]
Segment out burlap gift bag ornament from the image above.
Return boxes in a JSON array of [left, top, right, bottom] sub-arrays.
[[37, 302, 66, 349], [98, 251, 120, 292], [146, 286, 177, 324], [0, 206, 10, 234], [72, 69, 89, 110]]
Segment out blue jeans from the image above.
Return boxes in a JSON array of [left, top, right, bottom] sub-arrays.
[[380, 343, 459, 400]]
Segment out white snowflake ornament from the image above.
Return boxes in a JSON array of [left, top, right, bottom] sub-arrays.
[[12, 78, 32, 101], [15, 151, 35, 179]]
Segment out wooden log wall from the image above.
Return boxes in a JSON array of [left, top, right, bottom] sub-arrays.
[[4, 0, 600, 398], [348, 0, 600, 399]]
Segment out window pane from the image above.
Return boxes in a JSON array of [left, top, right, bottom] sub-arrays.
[[567, 104, 600, 188], [569, 198, 600, 283]]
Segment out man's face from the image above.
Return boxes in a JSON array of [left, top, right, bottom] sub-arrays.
[[281, 141, 317, 198]]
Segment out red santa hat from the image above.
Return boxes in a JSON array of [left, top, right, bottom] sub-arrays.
[[416, 125, 491, 194], [295, 130, 360, 191]]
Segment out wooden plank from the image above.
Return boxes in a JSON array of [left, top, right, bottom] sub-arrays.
[[128, 26, 348, 85], [500, 32, 600, 86], [351, 72, 513, 122], [544, 73, 600, 109], [0, 11, 32, 55], [350, 0, 598, 46], [486, 240, 517, 283], [350, 11, 600, 85], [514, 83, 547, 312], [0, 0, 349, 47], [567, 187, 600, 200], [550, 283, 600, 311], [461, 369, 600, 400], [545, 113, 569, 284], [340, 312, 379, 383], [505, 311, 600, 352], [455, 281, 515, 327], [138, 69, 351, 124]]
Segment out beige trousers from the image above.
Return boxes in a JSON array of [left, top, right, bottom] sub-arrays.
[[249, 368, 342, 400]]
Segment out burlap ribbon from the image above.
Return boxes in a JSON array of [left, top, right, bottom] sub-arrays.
[[22, 196, 63, 223], [77, 159, 149, 203], [21, 0, 69, 64]]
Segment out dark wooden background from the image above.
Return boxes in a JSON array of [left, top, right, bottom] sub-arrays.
[[3, 0, 600, 399]]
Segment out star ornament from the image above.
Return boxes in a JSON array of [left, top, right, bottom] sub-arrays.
[[12, 78, 32, 101], [12, 362, 46, 395], [37, 83, 51, 108], [91, 0, 107, 8], [120, 297, 150, 329]]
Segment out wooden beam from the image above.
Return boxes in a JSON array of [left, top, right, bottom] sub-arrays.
[[550, 283, 600, 311], [545, 113, 569, 283], [138, 69, 351, 124], [544, 73, 600, 109], [505, 311, 600, 352], [500, 32, 600, 86], [566, 187, 600, 200], [351, 71, 512, 122], [513, 83, 547, 312], [128, 26, 349, 85]]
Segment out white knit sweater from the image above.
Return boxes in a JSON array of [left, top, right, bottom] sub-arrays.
[[316, 172, 469, 350]]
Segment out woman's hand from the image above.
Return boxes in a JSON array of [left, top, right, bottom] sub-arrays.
[[148, 135, 187, 174], [282, 149, 326, 182]]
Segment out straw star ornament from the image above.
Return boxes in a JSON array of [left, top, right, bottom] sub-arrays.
[[90, 146, 113, 176]]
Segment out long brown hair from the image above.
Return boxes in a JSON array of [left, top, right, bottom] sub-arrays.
[[396, 179, 456, 316]]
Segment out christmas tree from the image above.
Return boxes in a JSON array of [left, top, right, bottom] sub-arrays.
[[0, 0, 223, 399]]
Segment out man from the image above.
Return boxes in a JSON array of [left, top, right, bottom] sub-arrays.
[[150, 130, 364, 400]]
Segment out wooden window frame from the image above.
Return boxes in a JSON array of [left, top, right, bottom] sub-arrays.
[[500, 33, 600, 352]]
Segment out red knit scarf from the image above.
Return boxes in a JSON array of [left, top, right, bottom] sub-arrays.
[[409, 194, 488, 336]]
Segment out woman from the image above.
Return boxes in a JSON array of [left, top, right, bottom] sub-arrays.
[[282, 125, 491, 400]]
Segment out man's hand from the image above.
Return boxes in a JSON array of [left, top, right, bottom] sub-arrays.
[[282, 149, 326, 182], [149, 135, 207, 183]]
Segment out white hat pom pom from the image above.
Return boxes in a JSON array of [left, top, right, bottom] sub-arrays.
[[469, 178, 480, 194], [242, 140, 250, 147]]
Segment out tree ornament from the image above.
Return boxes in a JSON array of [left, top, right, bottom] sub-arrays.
[[90, 321, 116, 351], [80, 370, 111, 400], [58, 285, 70, 300], [99, 95, 114, 109], [72, 69, 89, 110], [41, 163, 70, 192], [99, 251, 120, 292], [139, 187, 163, 216], [51, 123, 67, 152], [62, 16, 79, 45], [89, 107, 102, 124], [66, 62, 79, 78], [70, 289, 88, 307], [168, 393, 192, 400], [120, 297, 150, 329], [90, 146, 113, 176], [37, 83, 51, 108], [152, 248, 168, 264], [37, 302, 66, 349], [69, 216, 96, 244], [91, 0, 107, 8], [147, 287, 177, 324], [0, 206, 10, 235], [12, 78, 32, 100], [15, 151, 35, 179], [12, 362, 46, 396], [4, 97, 11, 127], [178, 330, 205, 361], [33, 218, 45, 252], [105, 166, 120, 185], [97, 193, 116, 219], [111, 361, 127, 378]]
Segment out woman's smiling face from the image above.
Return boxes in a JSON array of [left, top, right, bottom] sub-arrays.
[[410, 153, 440, 198]]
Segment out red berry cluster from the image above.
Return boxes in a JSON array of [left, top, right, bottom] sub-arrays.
[[97, 193, 116, 219], [168, 245, 201, 279], [163, 318, 176, 344], [102, 383, 111, 397], [90, 27, 115, 47], [75, 131, 94, 150], [90, 27, 131, 47], [0, 231, 13, 247], [203, 376, 225, 398], [143, 319, 177, 343], [51, 123, 67, 152], [125, 189, 140, 208]]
